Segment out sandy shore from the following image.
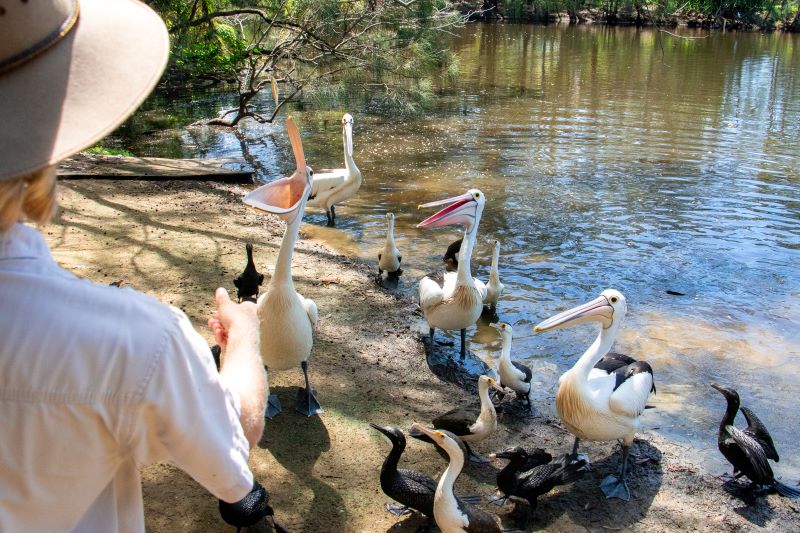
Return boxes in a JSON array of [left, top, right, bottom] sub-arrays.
[[45, 178, 800, 532]]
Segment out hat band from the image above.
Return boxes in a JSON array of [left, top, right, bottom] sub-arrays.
[[0, 0, 80, 76]]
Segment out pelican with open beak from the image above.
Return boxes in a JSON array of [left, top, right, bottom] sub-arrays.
[[534, 289, 655, 501], [417, 189, 488, 359], [243, 116, 322, 417]]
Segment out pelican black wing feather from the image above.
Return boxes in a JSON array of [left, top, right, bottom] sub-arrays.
[[726, 425, 773, 483], [740, 406, 779, 462], [612, 360, 656, 393], [512, 361, 533, 384], [594, 352, 637, 373]]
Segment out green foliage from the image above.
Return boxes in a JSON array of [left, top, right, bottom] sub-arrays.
[[83, 145, 135, 157]]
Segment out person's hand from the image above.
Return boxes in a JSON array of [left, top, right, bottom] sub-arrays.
[[208, 288, 257, 352]]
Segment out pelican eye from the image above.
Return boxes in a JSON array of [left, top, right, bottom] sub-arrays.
[[611, 297, 618, 303]]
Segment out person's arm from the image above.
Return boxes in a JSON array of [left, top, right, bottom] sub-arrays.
[[208, 287, 266, 449]]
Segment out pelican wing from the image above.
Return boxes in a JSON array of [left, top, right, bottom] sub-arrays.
[[727, 425, 773, 482], [418, 275, 444, 311], [740, 406, 779, 462], [308, 170, 347, 200], [608, 370, 653, 418], [300, 295, 318, 328], [474, 277, 488, 301]]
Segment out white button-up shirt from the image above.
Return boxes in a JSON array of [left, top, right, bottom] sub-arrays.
[[0, 224, 253, 532]]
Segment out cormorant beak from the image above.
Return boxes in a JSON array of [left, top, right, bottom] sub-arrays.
[[487, 379, 506, 394], [410, 422, 440, 442], [534, 295, 614, 332], [492, 450, 515, 460], [243, 116, 311, 224], [368, 422, 390, 437], [711, 383, 728, 396], [417, 192, 477, 229]]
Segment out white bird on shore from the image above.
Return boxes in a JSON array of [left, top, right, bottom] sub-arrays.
[[534, 289, 655, 501], [377, 212, 402, 280], [307, 113, 362, 226], [483, 240, 504, 313], [489, 322, 535, 414], [243, 116, 322, 417], [417, 189, 487, 359]]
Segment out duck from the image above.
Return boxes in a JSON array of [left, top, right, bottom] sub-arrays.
[[489, 322, 535, 414], [711, 384, 799, 498], [490, 447, 587, 527], [409, 375, 506, 462], [307, 113, 362, 226], [243, 116, 322, 417], [410, 424, 502, 533], [443, 238, 462, 272], [483, 240, 504, 313], [233, 242, 264, 303], [377, 212, 402, 280], [534, 289, 655, 501], [418, 190, 488, 359]]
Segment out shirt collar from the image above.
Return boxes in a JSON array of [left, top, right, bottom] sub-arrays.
[[0, 223, 54, 261]]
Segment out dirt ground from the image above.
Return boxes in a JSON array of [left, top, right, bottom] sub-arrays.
[[45, 178, 800, 532]]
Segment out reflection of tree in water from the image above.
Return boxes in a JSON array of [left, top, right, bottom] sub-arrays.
[[260, 387, 347, 531]]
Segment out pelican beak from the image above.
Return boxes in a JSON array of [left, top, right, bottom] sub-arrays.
[[343, 114, 354, 157], [243, 116, 311, 223], [417, 192, 477, 229], [534, 295, 614, 332]]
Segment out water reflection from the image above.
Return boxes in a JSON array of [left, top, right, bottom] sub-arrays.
[[112, 24, 800, 477]]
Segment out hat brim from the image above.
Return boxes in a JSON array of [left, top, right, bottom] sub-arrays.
[[0, 0, 169, 181]]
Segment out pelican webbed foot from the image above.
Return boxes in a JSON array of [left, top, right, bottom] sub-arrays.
[[266, 394, 282, 419], [384, 502, 411, 516], [486, 491, 509, 506], [600, 474, 631, 501], [465, 442, 491, 463], [296, 361, 324, 416]]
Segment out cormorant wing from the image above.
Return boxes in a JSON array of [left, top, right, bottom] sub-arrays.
[[398, 468, 437, 493], [511, 361, 533, 384], [431, 405, 481, 436], [457, 498, 501, 532], [727, 425, 773, 482], [740, 406, 779, 462]]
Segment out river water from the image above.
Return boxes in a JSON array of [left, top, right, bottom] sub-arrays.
[[114, 24, 800, 477]]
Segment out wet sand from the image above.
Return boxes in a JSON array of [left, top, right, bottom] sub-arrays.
[[45, 178, 800, 532]]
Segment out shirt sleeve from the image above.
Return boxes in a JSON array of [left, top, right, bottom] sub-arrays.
[[127, 306, 254, 503]]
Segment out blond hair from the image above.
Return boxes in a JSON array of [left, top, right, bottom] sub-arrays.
[[0, 166, 57, 233]]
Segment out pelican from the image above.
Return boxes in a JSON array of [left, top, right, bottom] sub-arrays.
[[410, 424, 502, 533], [489, 322, 535, 414], [483, 240, 504, 313], [711, 384, 800, 498], [243, 116, 322, 417], [418, 189, 487, 358], [534, 289, 655, 501], [377, 212, 402, 280], [307, 113, 361, 226]]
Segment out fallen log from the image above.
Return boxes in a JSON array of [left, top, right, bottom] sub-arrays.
[[57, 153, 253, 183]]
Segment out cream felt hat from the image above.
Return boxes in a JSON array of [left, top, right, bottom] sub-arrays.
[[0, 0, 169, 181]]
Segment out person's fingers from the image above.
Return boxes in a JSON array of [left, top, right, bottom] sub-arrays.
[[215, 287, 232, 308]]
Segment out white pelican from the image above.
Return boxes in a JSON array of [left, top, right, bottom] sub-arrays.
[[377, 212, 402, 279], [489, 322, 535, 414], [534, 289, 655, 501], [307, 113, 362, 226], [410, 424, 502, 533], [417, 189, 488, 358], [483, 240, 504, 312], [243, 116, 322, 417]]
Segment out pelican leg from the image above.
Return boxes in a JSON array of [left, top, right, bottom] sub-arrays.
[[460, 328, 467, 359], [265, 365, 282, 419], [328, 205, 336, 227], [429, 327, 435, 349], [325, 208, 334, 227], [296, 361, 324, 416], [570, 437, 581, 458], [600, 443, 631, 501], [384, 502, 411, 516], [465, 441, 491, 463]]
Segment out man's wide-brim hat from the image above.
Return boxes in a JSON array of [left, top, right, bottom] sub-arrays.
[[0, 0, 169, 181]]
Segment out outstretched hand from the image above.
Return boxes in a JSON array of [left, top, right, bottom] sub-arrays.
[[208, 287, 257, 352]]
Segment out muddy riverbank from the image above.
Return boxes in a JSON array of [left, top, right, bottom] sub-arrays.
[[43, 178, 800, 532]]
